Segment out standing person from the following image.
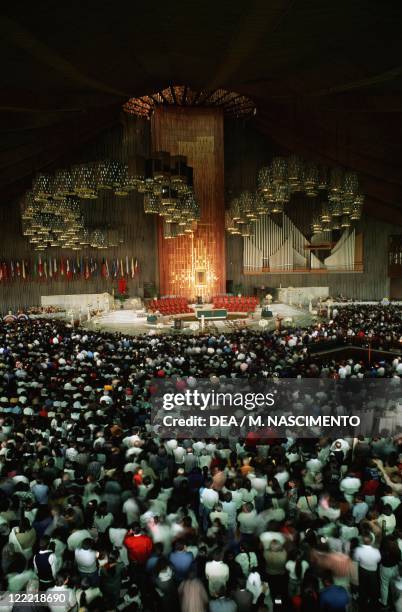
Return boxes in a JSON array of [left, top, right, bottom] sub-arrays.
[[319, 572, 350, 612], [169, 540, 194, 581], [33, 537, 57, 591], [178, 575, 209, 612], [205, 551, 230, 597], [99, 549, 125, 609], [285, 549, 309, 598], [264, 539, 288, 605], [154, 558, 179, 611], [123, 523, 153, 595], [353, 533, 381, 607], [123, 523, 153, 565], [209, 587, 237, 612], [379, 535, 401, 607], [74, 538, 99, 586], [200, 479, 219, 532]]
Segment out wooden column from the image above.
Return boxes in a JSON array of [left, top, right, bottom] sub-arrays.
[[151, 106, 225, 300]]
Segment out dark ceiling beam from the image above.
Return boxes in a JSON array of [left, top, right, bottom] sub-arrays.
[[0, 15, 130, 98], [256, 109, 402, 188], [295, 93, 402, 113], [309, 63, 402, 96], [207, 0, 295, 90]]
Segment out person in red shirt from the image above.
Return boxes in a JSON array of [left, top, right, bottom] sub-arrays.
[[123, 524, 153, 565]]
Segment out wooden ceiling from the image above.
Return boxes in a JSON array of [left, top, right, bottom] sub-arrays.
[[1, 1, 402, 223]]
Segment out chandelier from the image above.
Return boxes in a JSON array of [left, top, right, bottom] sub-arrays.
[[131, 151, 201, 237], [226, 155, 364, 237], [20, 162, 128, 251]]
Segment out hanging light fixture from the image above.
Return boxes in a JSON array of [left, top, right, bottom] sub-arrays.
[[320, 203, 332, 223], [144, 193, 161, 214], [288, 155, 304, 192], [271, 157, 288, 185], [311, 218, 323, 234], [341, 214, 351, 228], [303, 162, 319, 197], [350, 194, 364, 220], [343, 171, 359, 197]]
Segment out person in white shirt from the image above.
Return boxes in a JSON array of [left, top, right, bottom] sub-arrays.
[[235, 542, 258, 577], [377, 504, 396, 535], [67, 528, 92, 552], [381, 489, 401, 511], [122, 495, 139, 525], [221, 492, 238, 530], [274, 467, 290, 492], [340, 474, 361, 504], [93, 502, 114, 533], [354, 534, 381, 606], [75, 539, 98, 584], [352, 494, 369, 523], [210, 504, 229, 529], [297, 489, 318, 516], [173, 445, 186, 464], [200, 480, 219, 531], [237, 503, 258, 536], [46, 574, 77, 612], [205, 551, 229, 596]]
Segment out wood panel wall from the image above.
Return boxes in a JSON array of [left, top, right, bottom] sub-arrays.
[[151, 107, 225, 300]]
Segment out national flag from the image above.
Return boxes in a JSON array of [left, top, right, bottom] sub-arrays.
[[66, 258, 72, 280], [134, 258, 139, 275], [60, 258, 65, 277], [38, 256, 43, 278], [101, 258, 107, 278], [131, 257, 135, 278], [16, 261, 21, 277], [126, 255, 129, 277], [85, 259, 90, 280], [48, 258, 53, 278], [120, 258, 124, 277], [22, 260, 26, 280], [1, 262, 8, 281], [10, 261, 15, 279]]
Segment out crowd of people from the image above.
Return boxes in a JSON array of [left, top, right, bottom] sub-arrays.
[[0, 304, 401, 610]]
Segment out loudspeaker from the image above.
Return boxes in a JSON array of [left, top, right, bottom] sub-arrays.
[[226, 279, 233, 294], [174, 318, 183, 330]]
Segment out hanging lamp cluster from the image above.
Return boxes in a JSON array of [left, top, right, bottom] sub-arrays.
[[226, 155, 364, 237]]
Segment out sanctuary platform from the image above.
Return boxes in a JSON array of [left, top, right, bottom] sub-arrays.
[[83, 302, 315, 336]]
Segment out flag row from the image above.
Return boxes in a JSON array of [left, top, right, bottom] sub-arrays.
[[0, 256, 140, 282]]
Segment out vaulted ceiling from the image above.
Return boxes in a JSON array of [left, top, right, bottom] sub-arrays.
[[1, 1, 402, 223]]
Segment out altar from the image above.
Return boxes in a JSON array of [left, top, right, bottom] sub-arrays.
[[277, 286, 329, 306], [41, 292, 113, 312]]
